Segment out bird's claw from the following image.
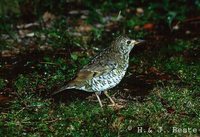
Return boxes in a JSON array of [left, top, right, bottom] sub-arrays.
[[108, 103, 125, 109]]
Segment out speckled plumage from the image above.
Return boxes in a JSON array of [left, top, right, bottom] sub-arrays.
[[53, 36, 143, 107]]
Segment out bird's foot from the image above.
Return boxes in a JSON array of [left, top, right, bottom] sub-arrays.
[[108, 103, 125, 109]]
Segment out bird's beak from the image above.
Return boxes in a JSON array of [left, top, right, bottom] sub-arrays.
[[134, 39, 145, 45]]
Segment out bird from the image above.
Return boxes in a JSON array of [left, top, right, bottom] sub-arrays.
[[52, 36, 144, 107]]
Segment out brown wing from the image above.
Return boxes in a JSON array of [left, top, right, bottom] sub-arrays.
[[68, 70, 97, 86], [68, 60, 118, 87]]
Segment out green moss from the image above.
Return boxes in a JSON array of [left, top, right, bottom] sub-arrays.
[[0, 1, 200, 136], [0, 79, 6, 90]]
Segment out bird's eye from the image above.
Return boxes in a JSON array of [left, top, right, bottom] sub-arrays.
[[127, 40, 131, 44]]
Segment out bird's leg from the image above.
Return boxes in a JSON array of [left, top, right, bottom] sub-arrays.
[[104, 91, 115, 106], [95, 93, 103, 107]]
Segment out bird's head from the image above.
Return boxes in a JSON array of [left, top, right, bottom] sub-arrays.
[[112, 36, 144, 54]]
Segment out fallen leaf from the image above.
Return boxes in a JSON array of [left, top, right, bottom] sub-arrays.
[[112, 116, 125, 130], [105, 22, 118, 31], [134, 25, 141, 31], [167, 107, 175, 114], [39, 45, 53, 51], [68, 10, 89, 15], [76, 24, 93, 32], [17, 22, 39, 29], [148, 67, 159, 74], [19, 29, 32, 38], [136, 7, 144, 16], [37, 84, 45, 89], [26, 32, 35, 37], [42, 11, 56, 28], [143, 23, 154, 30], [43, 11, 55, 23], [1, 50, 13, 57], [0, 95, 10, 104]]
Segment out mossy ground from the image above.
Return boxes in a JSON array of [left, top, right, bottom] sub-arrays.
[[0, 1, 200, 136]]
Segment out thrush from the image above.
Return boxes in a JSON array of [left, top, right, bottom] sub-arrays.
[[53, 36, 144, 107]]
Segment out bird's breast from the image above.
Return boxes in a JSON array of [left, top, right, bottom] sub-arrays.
[[89, 66, 128, 92]]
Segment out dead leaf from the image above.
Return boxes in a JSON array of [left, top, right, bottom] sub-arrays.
[[1, 50, 13, 57], [76, 24, 93, 33], [37, 84, 45, 89], [112, 116, 125, 130], [26, 32, 35, 37], [17, 22, 39, 29], [39, 45, 53, 51], [172, 25, 179, 30], [43, 11, 55, 23], [105, 22, 118, 31], [146, 79, 157, 84], [143, 23, 154, 30], [136, 7, 144, 16], [0, 95, 10, 104], [168, 119, 176, 125], [68, 10, 89, 15], [148, 67, 159, 74], [42, 11, 56, 28], [167, 107, 175, 114], [134, 25, 141, 31], [19, 29, 33, 38], [159, 74, 171, 81]]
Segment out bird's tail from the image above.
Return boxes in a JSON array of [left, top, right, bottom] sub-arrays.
[[51, 85, 74, 96]]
